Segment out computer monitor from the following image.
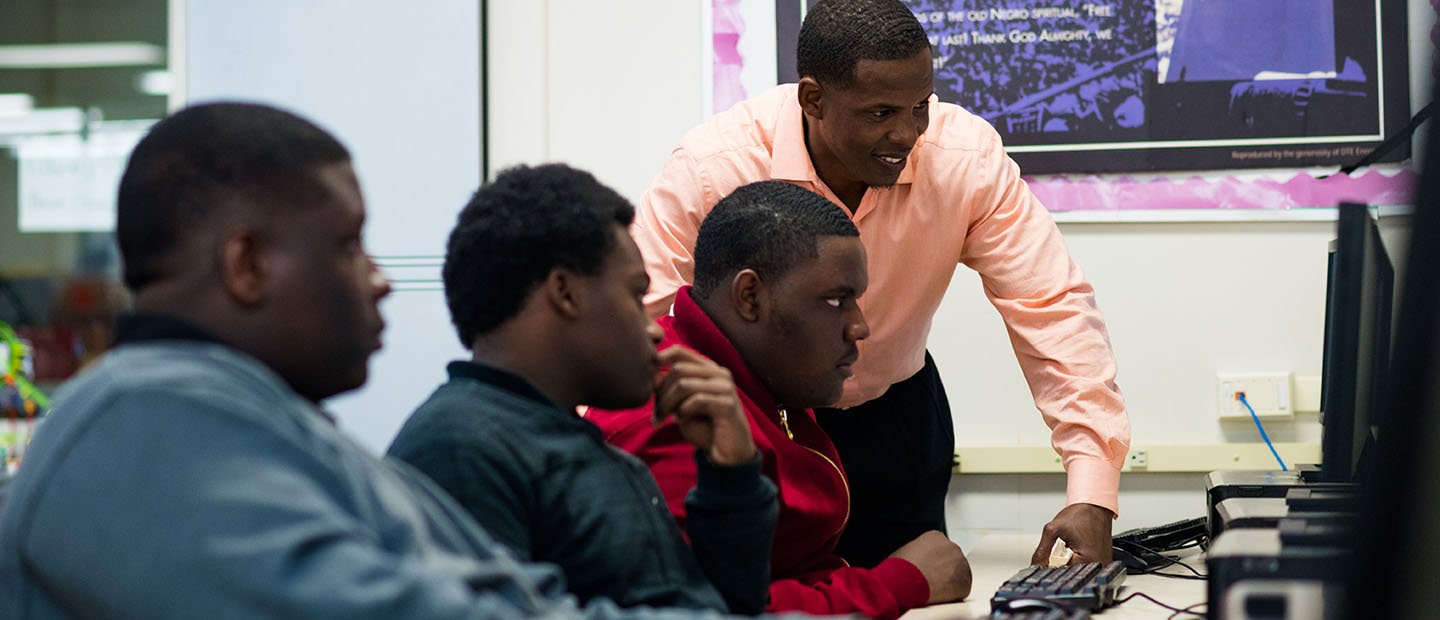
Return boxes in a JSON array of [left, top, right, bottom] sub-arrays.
[[1344, 115, 1440, 619], [1312, 203, 1393, 483]]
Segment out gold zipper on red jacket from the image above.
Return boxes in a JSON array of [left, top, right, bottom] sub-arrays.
[[801, 443, 851, 538], [777, 406, 851, 538]]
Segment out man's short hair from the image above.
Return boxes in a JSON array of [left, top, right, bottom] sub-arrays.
[[692, 181, 858, 299], [796, 0, 930, 87], [444, 163, 635, 347], [116, 102, 351, 290]]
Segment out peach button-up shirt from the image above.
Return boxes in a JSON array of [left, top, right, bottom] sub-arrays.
[[633, 84, 1129, 514]]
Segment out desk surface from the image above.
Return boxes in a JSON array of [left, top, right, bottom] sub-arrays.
[[901, 533, 1206, 619]]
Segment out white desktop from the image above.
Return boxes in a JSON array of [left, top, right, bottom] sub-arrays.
[[902, 533, 1205, 619]]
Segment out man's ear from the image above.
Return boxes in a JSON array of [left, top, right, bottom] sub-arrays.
[[542, 267, 583, 320], [219, 226, 265, 307], [730, 269, 765, 323], [798, 77, 825, 120]]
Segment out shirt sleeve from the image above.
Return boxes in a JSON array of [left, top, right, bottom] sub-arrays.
[[13, 391, 742, 620], [685, 451, 778, 615], [634, 148, 715, 318], [954, 125, 1131, 516], [768, 558, 929, 620], [603, 410, 929, 620]]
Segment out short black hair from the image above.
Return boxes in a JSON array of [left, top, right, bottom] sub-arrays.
[[116, 102, 350, 290], [796, 0, 930, 87], [444, 163, 635, 346], [692, 181, 858, 299]]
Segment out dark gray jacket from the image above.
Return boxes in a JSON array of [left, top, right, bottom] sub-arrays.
[[388, 361, 778, 614], [0, 332, 773, 620]]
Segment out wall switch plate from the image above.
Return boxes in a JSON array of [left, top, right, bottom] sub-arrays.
[[1218, 372, 1294, 420]]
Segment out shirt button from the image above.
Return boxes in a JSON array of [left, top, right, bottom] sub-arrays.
[[651, 497, 660, 506]]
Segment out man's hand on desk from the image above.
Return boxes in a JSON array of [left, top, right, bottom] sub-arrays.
[[1030, 503, 1115, 566], [889, 530, 972, 604]]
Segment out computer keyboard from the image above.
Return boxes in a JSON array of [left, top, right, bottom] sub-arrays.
[[1113, 516, 1207, 553], [991, 561, 1127, 613], [1111, 516, 1209, 573]]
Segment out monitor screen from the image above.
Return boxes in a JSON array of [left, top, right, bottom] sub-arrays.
[[1315, 203, 1393, 483], [1345, 114, 1440, 620]]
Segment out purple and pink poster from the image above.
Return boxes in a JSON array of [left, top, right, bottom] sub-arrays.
[[709, 0, 1419, 214]]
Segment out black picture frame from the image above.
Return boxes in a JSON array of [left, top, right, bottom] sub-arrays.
[[775, 0, 1412, 174]]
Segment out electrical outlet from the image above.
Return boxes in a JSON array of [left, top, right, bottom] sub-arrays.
[[1218, 372, 1294, 420], [1127, 449, 1149, 470]]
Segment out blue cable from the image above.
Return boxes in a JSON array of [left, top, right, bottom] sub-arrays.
[[1238, 393, 1287, 471]]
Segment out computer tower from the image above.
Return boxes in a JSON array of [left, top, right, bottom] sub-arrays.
[[1206, 529, 1350, 619], [1204, 470, 1354, 540], [1218, 579, 1342, 620], [1214, 496, 1358, 537]]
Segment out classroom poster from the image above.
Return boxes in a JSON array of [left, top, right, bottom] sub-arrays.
[[771, 0, 1412, 175]]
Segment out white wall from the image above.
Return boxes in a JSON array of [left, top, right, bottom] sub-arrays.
[[184, 0, 478, 452], [487, 0, 708, 197], [487, 0, 1437, 542]]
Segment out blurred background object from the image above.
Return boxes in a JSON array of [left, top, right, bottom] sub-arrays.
[[1, 0, 166, 472]]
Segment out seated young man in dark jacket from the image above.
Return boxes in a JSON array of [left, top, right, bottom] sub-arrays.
[[587, 181, 974, 620], [387, 164, 778, 614]]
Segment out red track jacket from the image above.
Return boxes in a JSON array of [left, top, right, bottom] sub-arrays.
[[587, 288, 929, 619]]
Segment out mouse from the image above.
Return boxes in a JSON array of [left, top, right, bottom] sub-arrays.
[[1000, 598, 1054, 610], [998, 598, 1078, 614], [1111, 546, 1150, 573], [1047, 538, 1075, 567]]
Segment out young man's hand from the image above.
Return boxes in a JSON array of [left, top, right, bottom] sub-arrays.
[[652, 346, 756, 466], [1030, 503, 1115, 566], [889, 530, 972, 604]]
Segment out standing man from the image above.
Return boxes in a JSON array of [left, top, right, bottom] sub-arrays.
[[635, 0, 1130, 567]]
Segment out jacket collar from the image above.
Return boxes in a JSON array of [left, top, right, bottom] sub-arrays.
[[666, 286, 782, 414]]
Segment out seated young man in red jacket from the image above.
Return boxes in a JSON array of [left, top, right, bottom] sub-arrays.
[[587, 181, 972, 619]]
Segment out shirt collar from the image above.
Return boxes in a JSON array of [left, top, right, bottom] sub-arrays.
[[447, 360, 561, 411], [667, 287, 782, 414], [115, 313, 224, 345], [115, 312, 339, 423], [768, 84, 920, 187], [771, 88, 820, 183]]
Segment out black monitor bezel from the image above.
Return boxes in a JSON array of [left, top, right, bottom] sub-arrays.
[[1316, 203, 1394, 483]]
